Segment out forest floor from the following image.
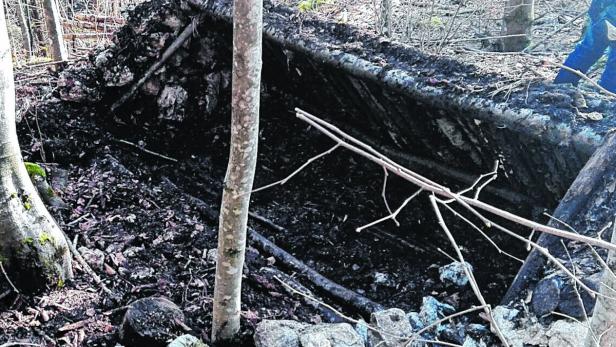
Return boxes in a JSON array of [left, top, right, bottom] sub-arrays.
[[1, 77, 527, 346]]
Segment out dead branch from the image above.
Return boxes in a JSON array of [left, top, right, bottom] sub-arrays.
[[249, 228, 384, 315], [113, 139, 178, 163], [294, 108, 616, 252]]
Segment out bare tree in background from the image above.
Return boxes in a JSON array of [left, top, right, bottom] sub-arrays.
[[0, 0, 72, 290], [378, 0, 392, 37], [15, 0, 33, 59], [211, 0, 263, 343], [42, 0, 67, 60], [502, 0, 534, 51]]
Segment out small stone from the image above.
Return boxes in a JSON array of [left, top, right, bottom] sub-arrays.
[[254, 320, 308, 347], [167, 335, 207, 347], [439, 261, 473, 287], [369, 308, 413, 346], [419, 296, 455, 325], [78, 247, 105, 270], [120, 297, 186, 347], [531, 276, 561, 316]]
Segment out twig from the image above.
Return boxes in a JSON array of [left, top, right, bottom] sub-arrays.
[[251, 143, 340, 194], [60, 230, 112, 296], [543, 59, 616, 99], [381, 167, 399, 226], [356, 189, 422, 232], [0, 261, 19, 293], [67, 212, 91, 226], [110, 16, 203, 112], [113, 139, 178, 163]]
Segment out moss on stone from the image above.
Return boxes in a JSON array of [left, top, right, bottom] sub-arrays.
[[38, 232, 54, 245], [24, 162, 47, 178], [22, 237, 34, 246]]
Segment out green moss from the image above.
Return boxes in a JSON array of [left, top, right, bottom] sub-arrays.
[[22, 237, 34, 246], [9, 192, 17, 199], [57, 278, 65, 288], [22, 194, 32, 210], [46, 187, 56, 197], [38, 232, 54, 245], [24, 162, 47, 178]]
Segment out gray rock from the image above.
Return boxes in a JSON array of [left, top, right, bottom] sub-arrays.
[[354, 320, 369, 345], [369, 308, 413, 346], [531, 276, 562, 316], [419, 296, 455, 325], [78, 247, 106, 270], [158, 85, 188, 122], [120, 297, 186, 347], [254, 320, 308, 347], [299, 323, 364, 347], [439, 261, 473, 287], [462, 336, 485, 347], [167, 335, 207, 347]]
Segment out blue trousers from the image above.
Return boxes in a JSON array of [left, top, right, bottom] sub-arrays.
[[554, 19, 616, 92]]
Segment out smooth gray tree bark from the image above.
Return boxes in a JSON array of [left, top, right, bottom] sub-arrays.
[[41, 0, 67, 61], [502, 0, 534, 51], [211, 0, 263, 343], [0, 0, 72, 290]]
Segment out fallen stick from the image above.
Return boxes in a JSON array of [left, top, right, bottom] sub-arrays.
[[110, 16, 203, 112], [60, 229, 112, 296], [113, 139, 178, 163], [248, 228, 384, 315]]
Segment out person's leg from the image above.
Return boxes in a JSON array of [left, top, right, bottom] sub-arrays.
[[599, 41, 616, 92], [554, 21, 609, 85]]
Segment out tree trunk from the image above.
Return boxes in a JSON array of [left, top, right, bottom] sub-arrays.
[[503, 132, 616, 314], [0, 0, 72, 291], [378, 0, 392, 37], [41, 0, 67, 61], [26, 0, 45, 55], [502, 0, 534, 51], [585, 225, 616, 347], [211, 0, 263, 344], [15, 0, 33, 60]]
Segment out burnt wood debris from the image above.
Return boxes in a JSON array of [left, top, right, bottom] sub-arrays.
[[2, 0, 616, 346]]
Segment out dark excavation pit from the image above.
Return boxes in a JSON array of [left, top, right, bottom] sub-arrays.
[[4, 0, 613, 345]]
